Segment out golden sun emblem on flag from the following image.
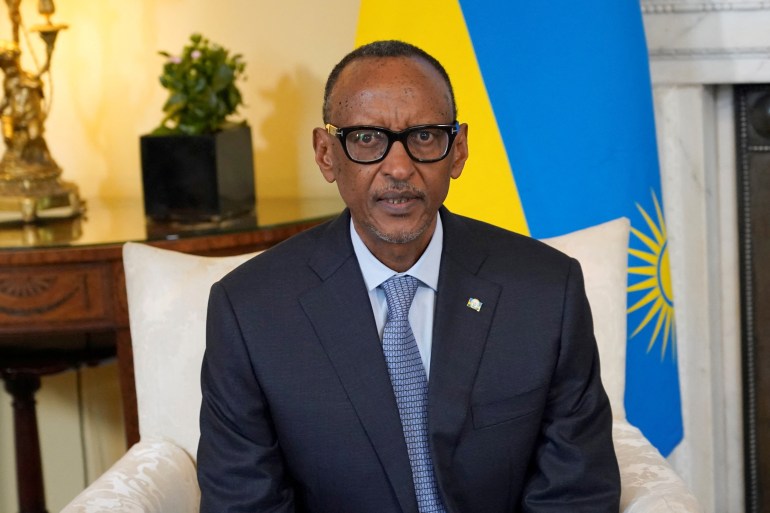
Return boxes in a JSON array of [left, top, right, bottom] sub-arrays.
[[627, 191, 676, 361]]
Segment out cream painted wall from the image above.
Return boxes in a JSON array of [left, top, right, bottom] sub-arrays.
[[4, 0, 360, 202], [0, 1, 359, 510]]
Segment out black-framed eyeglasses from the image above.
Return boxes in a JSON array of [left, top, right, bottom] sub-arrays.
[[325, 121, 460, 164]]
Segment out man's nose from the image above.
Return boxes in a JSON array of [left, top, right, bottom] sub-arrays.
[[379, 141, 416, 180]]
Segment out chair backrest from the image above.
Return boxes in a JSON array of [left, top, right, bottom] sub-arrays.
[[122, 242, 258, 459], [121, 217, 630, 461], [542, 217, 630, 420]]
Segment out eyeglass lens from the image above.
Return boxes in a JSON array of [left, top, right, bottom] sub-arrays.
[[345, 127, 450, 163]]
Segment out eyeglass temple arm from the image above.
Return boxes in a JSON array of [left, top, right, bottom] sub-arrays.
[[325, 124, 342, 137]]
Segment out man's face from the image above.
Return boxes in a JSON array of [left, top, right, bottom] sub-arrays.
[[314, 56, 468, 259]]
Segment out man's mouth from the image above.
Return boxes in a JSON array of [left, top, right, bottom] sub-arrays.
[[383, 197, 413, 205], [376, 184, 425, 207]]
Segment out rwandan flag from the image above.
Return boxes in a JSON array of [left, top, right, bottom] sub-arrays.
[[354, 1, 683, 456]]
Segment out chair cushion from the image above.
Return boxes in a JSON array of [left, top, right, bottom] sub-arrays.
[[123, 242, 258, 459], [542, 217, 630, 420]]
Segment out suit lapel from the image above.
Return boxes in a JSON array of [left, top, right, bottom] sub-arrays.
[[298, 212, 419, 513], [429, 210, 502, 481]]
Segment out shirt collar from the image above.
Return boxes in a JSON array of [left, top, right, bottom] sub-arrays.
[[350, 215, 443, 292]]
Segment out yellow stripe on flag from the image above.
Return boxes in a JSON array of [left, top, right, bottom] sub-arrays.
[[354, 0, 529, 234]]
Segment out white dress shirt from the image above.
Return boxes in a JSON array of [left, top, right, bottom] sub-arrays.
[[350, 216, 443, 377]]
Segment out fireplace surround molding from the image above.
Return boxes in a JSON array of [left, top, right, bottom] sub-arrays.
[[643, 0, 770, 84]]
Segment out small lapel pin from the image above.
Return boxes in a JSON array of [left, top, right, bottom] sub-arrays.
[[466, 298, 483, 312]]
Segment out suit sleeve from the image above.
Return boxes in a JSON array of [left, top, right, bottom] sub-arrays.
[[198, 282, 296, 513], [522, 258, 621, 513]]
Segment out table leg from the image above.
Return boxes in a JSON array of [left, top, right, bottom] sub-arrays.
[[3, 372, 49, 513]]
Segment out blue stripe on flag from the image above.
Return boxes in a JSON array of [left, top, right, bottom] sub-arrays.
[[459, 0, 683, 455]]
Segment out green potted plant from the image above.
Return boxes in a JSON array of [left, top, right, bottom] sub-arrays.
[[140, 33, 255, 223]]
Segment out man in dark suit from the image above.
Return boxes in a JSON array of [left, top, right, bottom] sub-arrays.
[[198, 40, 620, 512]]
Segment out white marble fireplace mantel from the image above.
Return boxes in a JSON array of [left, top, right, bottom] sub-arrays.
[[644, 0, 770, 84], [641, 1, 770, 512]]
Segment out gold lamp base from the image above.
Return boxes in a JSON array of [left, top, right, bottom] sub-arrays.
[[0, 1, 82, 226], [0, 176, 85, 223]]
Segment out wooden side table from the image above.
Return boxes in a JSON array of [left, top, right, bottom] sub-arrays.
[[0, 196, 342, 513]]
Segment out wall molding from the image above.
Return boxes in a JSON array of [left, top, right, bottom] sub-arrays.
[[649, 46, 770, 59], [642, 1, 770, 13], [642, 0, 770, 83]]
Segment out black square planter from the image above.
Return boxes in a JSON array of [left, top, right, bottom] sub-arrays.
[[140, 124, 256, 222]]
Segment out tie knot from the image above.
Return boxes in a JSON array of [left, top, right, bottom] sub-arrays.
[[381, 275, 419, 319]]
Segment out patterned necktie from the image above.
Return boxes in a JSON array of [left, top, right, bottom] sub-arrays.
[[380, 275, 445, 513]]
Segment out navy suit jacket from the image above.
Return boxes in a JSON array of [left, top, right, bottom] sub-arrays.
[[198, 208, 620, 513]]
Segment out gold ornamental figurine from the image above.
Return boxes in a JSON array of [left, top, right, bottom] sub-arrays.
[[0, 0, 83, 223]]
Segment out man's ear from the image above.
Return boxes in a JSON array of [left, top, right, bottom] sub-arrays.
[[313, 127, 337, 183], [449, 123, 469, 180]]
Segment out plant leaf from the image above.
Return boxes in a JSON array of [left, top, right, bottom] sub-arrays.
[[154, 32, 246, 134]]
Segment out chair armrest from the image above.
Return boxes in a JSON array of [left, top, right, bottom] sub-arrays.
[[614, 420, 702, 513], [60, 438, 200, 513], [64, 421, 698, 513]]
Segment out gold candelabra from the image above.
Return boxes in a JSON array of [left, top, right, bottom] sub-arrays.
[[0, 0, 83, 223]]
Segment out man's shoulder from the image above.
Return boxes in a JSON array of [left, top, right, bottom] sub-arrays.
[[444, 210, 569, 261], [218, 213, 346, 289], [442, 210, 580, 292]]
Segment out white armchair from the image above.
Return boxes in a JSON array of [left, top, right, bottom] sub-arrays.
[[62, 218, 701, 513]]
